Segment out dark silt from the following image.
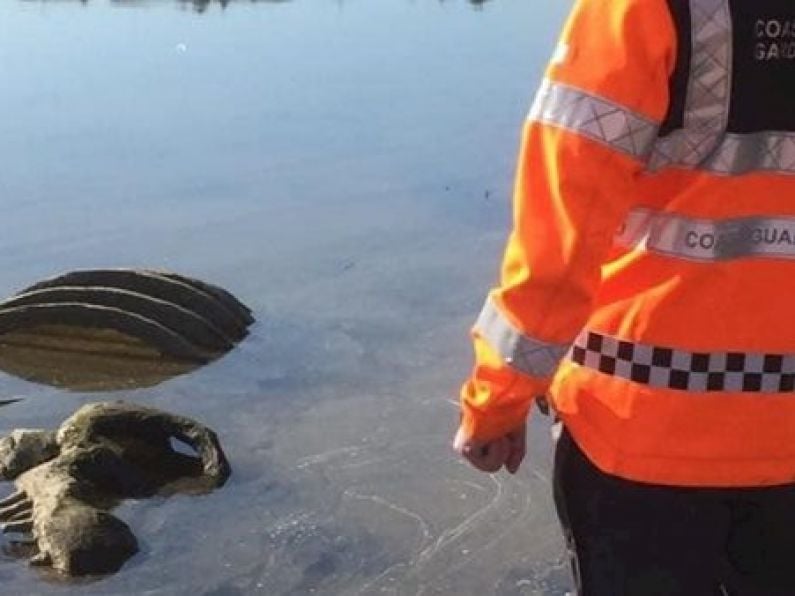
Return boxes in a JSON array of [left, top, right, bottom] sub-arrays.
[[0, 0, 572, 593]]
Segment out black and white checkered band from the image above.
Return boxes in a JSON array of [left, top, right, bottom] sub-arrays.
[[569, 332, 795, 392]]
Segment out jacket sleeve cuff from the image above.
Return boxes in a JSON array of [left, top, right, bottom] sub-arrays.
[[458, 374, 548, 443]]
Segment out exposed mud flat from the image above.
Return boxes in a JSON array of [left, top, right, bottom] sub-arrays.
[[0, 0, 571, 593]]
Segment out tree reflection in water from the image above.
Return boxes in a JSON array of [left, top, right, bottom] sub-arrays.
[[174, 0, 289, 13], [23, 0, 494, 13]]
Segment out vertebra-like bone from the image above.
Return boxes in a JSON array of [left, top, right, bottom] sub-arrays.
[[0, 401, 231, 576]]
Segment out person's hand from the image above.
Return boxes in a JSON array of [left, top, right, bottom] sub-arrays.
[[453, 423, 526, 474]]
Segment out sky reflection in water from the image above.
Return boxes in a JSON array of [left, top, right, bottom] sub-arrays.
[[0, 0, 572, 593], [23, 0, 495, 13]]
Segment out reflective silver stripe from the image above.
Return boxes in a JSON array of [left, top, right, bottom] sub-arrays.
[[647, 0, 795, 176], [615, 208, 795, 261], [684, 0, 733, 132], [528, 79, 659, 161], [530, 1, 795, 176], [473, 297, 569, 378], [701, 132, 795, 176], [652, 131, 795, 176], [649, 0, 733, 171]]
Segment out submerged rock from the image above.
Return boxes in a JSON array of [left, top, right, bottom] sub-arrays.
[[0, 401, 231, 576]]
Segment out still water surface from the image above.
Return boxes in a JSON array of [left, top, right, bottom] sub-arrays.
[[0, 1, 572, 593]]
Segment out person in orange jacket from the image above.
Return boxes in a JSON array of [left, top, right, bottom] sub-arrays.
[[454, 0, 795, 593]]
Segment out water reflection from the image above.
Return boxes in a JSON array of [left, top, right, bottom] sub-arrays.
[[0, 326, 200, 391], [173, 0, 289, 13], [18, 0, 288, 8], [22, 0, 494, 12], [0, 0, 571, 591]]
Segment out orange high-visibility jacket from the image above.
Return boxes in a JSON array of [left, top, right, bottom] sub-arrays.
[[460, 0, 795, 487]]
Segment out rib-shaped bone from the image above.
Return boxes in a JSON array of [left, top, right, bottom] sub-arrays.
[[148, 270, 254, 324], [0, 499, 32, 520], [6, 508, 33, 522], [20, 269, 251, 340], [0, 490, 27, 508], [3, 519, 33, 534], [0, 287, 234, 352], [0, 304, 211, 363]]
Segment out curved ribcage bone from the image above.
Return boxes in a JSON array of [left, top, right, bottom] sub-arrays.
[[0, 497, 32, 520], [0, 269, 254, 364]]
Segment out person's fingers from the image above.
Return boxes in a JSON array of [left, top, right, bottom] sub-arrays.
[[453, 425, 524, 473], [504, 425, 527, 474], [462, 437, 510, 472], [452, 425, 468, 454]]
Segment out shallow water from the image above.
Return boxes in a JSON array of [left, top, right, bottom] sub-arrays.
[[0, 0, 573, 593]]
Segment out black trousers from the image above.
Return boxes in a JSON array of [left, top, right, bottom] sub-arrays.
[[553, 427, 795, 596]]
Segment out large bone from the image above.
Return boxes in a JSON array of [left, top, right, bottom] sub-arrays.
[[0, 401, 231, 576], [1, 287, 234, 352], [0, 304, 211, 363], [19, 269, 252, 339]]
